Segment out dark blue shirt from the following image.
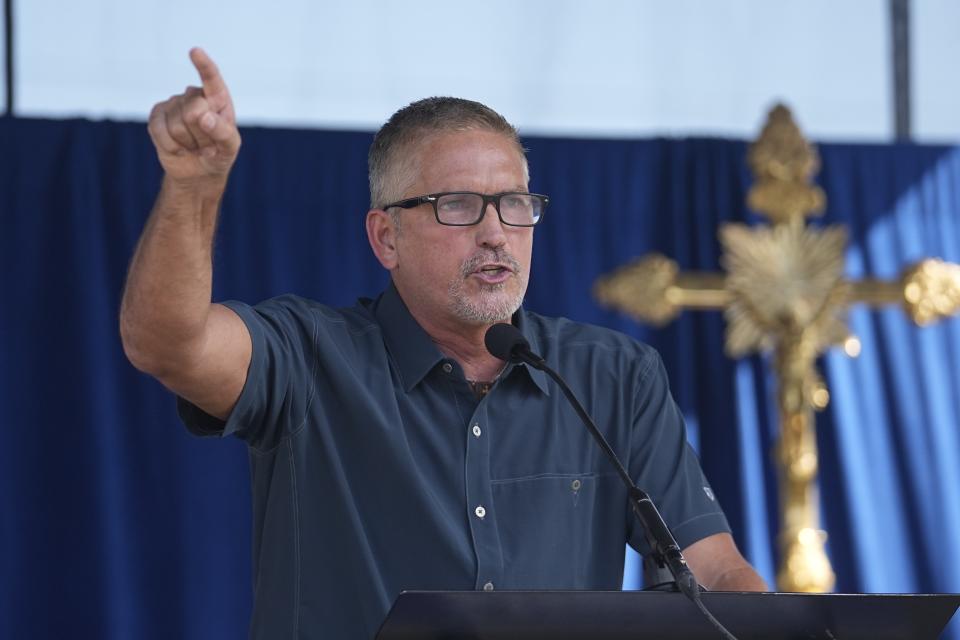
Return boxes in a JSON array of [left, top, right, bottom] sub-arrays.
[[179, 283, 730, 640]]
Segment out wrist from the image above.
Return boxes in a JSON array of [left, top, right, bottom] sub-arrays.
[[161, 172, 229, 205]]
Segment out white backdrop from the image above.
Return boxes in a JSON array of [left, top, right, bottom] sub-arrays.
[[11, 0, 960, 141]]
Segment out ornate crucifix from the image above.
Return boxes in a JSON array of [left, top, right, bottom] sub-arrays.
[[594, 105, 960, 592]]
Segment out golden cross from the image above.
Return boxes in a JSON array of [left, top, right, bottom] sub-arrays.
[[594, 105, 960, 592]]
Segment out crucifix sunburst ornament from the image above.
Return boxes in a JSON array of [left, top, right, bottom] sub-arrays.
[[594, 104, 960, 592]]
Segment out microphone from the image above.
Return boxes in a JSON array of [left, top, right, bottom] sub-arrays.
[[484, 323, 737, 639], [484, 322, 544, 369]]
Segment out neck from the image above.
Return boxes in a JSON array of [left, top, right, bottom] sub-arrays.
[[408, 308, 509, 382], [433, 330, 505, 382]]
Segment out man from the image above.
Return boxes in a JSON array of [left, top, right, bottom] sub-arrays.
[[120, 48, 766, 639]]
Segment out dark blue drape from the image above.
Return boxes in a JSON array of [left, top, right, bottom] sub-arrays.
[[2, 117, 958, 639]]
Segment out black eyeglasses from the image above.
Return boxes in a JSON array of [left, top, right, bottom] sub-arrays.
[[382, 191, 548, 227]]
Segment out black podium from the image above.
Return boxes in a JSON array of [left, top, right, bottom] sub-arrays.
[[375, 590, 960, 639]]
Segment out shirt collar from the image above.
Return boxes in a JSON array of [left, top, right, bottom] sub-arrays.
[[374, 281, 550, 396], [511, 306, 551, 396], [374, 281, 445, 392]]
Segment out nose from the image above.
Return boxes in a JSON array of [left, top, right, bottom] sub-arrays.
[[475, 201, 507, 249]]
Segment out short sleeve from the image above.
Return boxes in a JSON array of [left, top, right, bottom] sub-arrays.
[[177, 296, 318, 451], [626, 351, 730, 554]]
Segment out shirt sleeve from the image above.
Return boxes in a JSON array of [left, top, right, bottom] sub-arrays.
[[626, 350, 730, 554], [177, 295, 318, 452]]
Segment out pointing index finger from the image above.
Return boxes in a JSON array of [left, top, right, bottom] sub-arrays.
[[189, 47, 228, 98]]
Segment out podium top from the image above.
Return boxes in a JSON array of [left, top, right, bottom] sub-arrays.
[[375, 590, 960, 640]]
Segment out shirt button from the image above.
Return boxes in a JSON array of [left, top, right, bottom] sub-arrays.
[[483, 582, 495, 591], [474, 505, 486, 519], [472, 424, 482, 437], [571, 479, 582, 491], [442, 362, 453, 373]]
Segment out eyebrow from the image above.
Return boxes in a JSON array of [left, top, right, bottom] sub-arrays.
[[430, 186, 530, 194]]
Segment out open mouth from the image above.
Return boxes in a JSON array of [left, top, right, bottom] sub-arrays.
[[479, 265, 510, 276], [473, 264, 514, 283]]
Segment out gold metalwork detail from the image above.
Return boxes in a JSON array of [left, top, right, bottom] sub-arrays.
[[846, 259, 960, 323], [595, 104, 960, 592], [593, 254, 682, 326], [720, 223, 850, 359], [811, 386, 830, 410], [746, 104, 826, 226], [842, 336, 862, 358], [593, 254, 729, 326], [901, 258, 960, 325], [779, 527, 835, 593]]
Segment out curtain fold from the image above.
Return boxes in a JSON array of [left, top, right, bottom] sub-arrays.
[[2, 117, 958, 639]]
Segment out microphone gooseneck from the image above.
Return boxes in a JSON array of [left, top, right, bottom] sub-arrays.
[[483, 323, 738, 640]]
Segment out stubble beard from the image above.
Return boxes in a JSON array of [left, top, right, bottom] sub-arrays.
[[448, 250, 527, 325]]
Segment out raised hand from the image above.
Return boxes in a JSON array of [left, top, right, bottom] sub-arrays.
[[147, 48, 241, 185]]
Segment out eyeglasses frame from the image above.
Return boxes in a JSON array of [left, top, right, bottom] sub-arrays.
[[381, 191, 549, 227]]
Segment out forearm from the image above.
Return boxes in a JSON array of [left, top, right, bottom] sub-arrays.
[[703, 563, 769, 592], [684, 533, 769, 592], [120, 175, 225, 374]]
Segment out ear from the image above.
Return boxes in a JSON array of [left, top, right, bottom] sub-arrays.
[[366, 209, 399, 270]]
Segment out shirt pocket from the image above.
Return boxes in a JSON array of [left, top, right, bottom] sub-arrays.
[[490, 472, 625, 589]]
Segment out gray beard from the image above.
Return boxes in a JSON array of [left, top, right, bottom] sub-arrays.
[[447, 250, 526, 325], [449, 280, 526, 325]]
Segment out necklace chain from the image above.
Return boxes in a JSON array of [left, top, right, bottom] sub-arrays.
[[466, 362, 508, 386]]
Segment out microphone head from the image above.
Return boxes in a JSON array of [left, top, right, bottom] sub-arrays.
[[484, 323, 530, 362]]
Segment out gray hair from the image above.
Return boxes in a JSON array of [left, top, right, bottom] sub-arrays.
[[368, 97, 529, 210]]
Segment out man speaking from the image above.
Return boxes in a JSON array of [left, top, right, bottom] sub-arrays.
[[120, 48, 766, 639]]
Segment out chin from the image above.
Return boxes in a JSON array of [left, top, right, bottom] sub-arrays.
[[450, 287, 525, 325]]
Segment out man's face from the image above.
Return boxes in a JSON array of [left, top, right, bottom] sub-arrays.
[[389, 129, 534, 330]]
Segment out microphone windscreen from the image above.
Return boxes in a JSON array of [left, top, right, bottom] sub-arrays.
[[484, 323, 529, 361]]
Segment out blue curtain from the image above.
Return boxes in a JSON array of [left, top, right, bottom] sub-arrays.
[[2, 117, 958, 639]]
